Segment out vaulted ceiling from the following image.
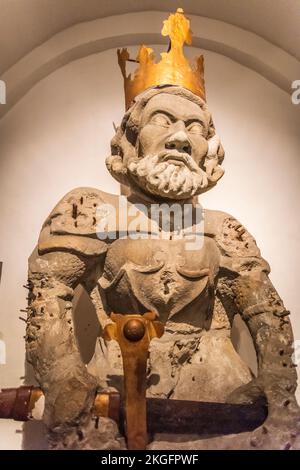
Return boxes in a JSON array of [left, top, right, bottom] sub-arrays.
[[0, 0, 299, 75]]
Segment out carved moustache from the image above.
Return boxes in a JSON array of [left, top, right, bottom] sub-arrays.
[[157, 149, 202, 173], [128, 154, 208, 198]]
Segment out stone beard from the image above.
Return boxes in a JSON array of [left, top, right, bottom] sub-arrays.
[[128, 152, 209, 199]]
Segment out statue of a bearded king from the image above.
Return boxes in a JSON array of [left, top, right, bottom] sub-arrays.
[[26, 9, 300, 450]]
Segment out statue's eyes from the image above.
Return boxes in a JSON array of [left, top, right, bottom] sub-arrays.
[[187, 122, 203, 134], [150, 113, 171, 127]]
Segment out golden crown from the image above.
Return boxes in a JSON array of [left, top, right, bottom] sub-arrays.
[[118, 8, 206, 110]]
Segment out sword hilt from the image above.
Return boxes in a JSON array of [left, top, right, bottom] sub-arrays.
[[103, 312, 164, 450]]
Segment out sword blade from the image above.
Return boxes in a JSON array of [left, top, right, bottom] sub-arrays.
[[142, 397, 267, 435]]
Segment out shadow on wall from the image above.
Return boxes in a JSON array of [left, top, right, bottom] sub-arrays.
[[72, 284, 101, 364], [231, 314, 258, 377], [22, 284, 100, 449]]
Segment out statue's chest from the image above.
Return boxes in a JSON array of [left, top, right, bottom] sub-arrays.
[[99, 236, 220, 323]]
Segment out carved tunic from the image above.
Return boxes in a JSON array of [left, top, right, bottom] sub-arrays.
[[99, 237, 219, 326], [36, 187, 271, 401]]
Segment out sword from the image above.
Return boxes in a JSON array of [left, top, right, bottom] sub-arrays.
[[0, 386, 267, 436]]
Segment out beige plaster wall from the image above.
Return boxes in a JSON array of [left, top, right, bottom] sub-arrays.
[[0, 46, 300, 448]]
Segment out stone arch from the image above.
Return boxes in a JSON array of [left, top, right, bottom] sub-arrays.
[[1, 11, 299, 120]]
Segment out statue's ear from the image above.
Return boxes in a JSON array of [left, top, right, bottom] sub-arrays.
[[203, 134, 225, 184]]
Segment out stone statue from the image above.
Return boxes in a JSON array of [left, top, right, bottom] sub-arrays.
[[26, 10, 299, 450]]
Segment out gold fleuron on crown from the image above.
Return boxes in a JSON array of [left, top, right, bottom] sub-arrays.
[[118, 8, 206, 110]]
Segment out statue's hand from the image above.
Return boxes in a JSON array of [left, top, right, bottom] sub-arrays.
[[225, 377, 266, 405], [225, 374, 300, 448], [226, 370, 298, 410], [43, 373, 97, 430]]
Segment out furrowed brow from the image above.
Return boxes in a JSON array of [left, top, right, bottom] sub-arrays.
[[149, 110, 176, 121], [185, 118, 206, 127]]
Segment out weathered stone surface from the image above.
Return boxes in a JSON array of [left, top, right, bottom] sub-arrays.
[[48, 416, 126, 450], [26, 86, 299, 449]]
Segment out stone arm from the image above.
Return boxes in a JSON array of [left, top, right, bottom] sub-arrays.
[[26, 187, 109, 441], [215, 215, 297, 410], [227, 270, 296, 402], [26, 248, 99, 430]]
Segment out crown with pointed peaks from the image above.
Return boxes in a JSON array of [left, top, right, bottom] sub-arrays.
[[118, 8, 206, 110]]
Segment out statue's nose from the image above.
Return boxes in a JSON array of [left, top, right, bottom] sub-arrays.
[[165, 130, 191, 155]]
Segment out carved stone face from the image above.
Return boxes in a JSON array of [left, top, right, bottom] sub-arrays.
[[107, 88, 224, 200], [138, 93, 209, 165], [127, 94, 212, 199]]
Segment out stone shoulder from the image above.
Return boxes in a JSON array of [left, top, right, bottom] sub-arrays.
[[204, 208, 269, 273], [38, 187, 119, 257]]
